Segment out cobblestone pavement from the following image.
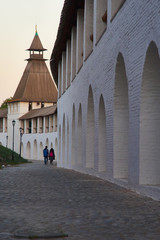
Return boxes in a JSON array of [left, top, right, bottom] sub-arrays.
[[0, 161, 160, 240]]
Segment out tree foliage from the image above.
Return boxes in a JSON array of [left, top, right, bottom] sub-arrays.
[[0, 97, 13, 109]]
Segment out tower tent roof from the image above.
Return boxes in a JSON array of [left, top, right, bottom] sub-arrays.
[[27, 31, 47, 51], [12, 60, 58, 103], [11, 30, 58, 103]]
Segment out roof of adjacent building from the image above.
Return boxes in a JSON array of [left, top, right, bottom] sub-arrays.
[[19, 105, 57, 120], [0, 108, 8, 118], [11, 31, 58, 103], [50, 0, 84, 84]]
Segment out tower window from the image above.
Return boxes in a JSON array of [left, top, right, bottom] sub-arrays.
[[29, 102, 32, 111]]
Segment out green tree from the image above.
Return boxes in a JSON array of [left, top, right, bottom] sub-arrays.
[[0, 97, 12, 109]]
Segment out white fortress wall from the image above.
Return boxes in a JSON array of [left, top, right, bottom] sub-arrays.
[[57, 0, 160, 200]]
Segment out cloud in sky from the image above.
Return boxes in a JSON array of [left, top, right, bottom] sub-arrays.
[[0, 0, 64, 105]]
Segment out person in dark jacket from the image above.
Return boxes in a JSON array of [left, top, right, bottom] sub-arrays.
[[43, 146, 48, 165]]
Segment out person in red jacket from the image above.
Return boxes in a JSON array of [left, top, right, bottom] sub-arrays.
[[49, 148, 55, 164]]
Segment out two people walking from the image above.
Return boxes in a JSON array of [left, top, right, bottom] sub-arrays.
[[43, 146, 55, 165]]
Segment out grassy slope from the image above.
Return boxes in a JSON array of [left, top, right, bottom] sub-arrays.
[[0, 145, 29, 169]]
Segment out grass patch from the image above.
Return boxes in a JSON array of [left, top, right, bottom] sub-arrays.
[[0, 145, 29, 169]]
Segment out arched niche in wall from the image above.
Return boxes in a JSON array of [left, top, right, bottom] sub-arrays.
[[98, 95, 107, 172], [113, 53, 129, 180], [86, 85, 95, 169], [62, 114, 66, 166], [140, 41, 160, 185], [71, 104, 76, 167], [58, 125, 61, 166], [77, 104, 83, 168], [39, 142, 43, 160], [66, 117, 69, 167], [26, 141, 31, 160], [33, 139, 37, 160]]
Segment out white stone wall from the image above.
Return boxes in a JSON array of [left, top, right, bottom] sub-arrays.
[[0, 133, 8, 147], [56, 0, 160, 200], [21, 132, 58, 161], [6, 101, 58, 161]]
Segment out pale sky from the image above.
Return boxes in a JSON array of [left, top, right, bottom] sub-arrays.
[[0, 0, 64, 105]]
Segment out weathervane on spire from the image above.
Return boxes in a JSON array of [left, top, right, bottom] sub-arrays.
[[35, 24, 38, 36]]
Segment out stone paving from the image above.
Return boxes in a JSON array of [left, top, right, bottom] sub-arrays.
[[0, 161, 160, 240]]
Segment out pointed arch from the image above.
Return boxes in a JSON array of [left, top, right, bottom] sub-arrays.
[[26, 141, 31, 160], [98, 95, 107, 172], [71, 104, 76, 166], [113, 53, 129, 179], [62, 114, 66, 166], [86, 85, 95, 169], [58, 125, 61, 165], [21, 143, 24, 158], [77, 104, 83, 167], [140, 41, 160, 185], [46, 138, 49, 147], [33, 139, 37, 160], [39, 142, 43, 160], [66, 117, 69, 167], [55, 138, 58, 161]]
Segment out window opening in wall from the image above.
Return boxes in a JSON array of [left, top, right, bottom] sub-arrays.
[[102, 10, 107, 23], [29, 102, 32, 111], [84, 0, 94, 60], [111, 0, 126, 21], [96, 0, 108, 44], [29, 120, 32, 134], [41, 102, 44, 108], [41, 117, 44, 132], [33, 118, 37, 133], [20, 120, 24, 133]]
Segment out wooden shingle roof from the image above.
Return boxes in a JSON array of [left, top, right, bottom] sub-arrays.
[[12, 31, 58, 103], [12, 60, 57, 103], [27, 31, 46, 51], [0, 108, 8, 118], [19, 105, 57, 120]]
